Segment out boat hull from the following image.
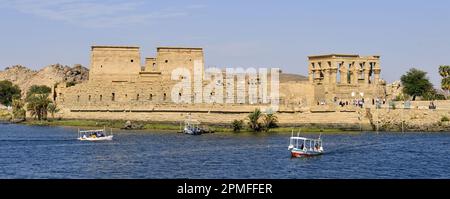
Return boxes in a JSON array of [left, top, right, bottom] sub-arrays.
[[183, 128, 202, 135], [78, 135, 113, 141], [290, 150, 323, 158]]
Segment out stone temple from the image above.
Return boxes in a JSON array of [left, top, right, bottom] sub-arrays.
[[54, 46, 387, 124], [308, 54, 384, 103]]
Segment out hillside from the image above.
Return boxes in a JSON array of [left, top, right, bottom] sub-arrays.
[[279, 73, 308, 82], [0, 64, 89, 96]]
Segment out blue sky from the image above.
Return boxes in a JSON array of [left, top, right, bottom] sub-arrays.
[[0, 0, 449, 86]]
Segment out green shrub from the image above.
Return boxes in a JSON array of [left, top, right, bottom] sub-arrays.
[[394, 94, 408, 101], [389, 101, 396, 110], [66, 81, 76, 87], [231, 120, 244, 132], [0, 80, 21, 106], [423, 89, 447, 100]]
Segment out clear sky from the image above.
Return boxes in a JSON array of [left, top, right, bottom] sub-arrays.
[[0, 0, 449, 86]]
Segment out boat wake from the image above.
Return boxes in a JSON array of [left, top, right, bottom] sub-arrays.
[[0, 139, 76, 142], [325, 138, 430, 155]]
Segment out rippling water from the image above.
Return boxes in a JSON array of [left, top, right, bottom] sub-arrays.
[[0, 124, 448, 179]]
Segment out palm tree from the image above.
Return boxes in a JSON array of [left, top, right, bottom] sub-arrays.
[[47, 103, 60, 119], [25, 85, 52, 120], [12, 96, 24, 110], [12, 97, 26, 120], [439, 65, 450, 94], [247, 109, 262, 132], [263, 113, 278, 131], [27, 94, 51, 120]]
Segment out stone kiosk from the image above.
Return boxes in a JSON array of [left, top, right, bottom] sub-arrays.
[[308, 54, 384, 104]]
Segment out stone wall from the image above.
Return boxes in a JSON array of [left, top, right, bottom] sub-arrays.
[[56, 105, 371, 130], [156, 47, 204, 78], [370, 107, 450, 132], [90, 46, 141, 82], [279, 81, 315, 107]]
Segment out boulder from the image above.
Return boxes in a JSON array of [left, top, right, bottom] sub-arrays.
[[122, 121, 143, 130]]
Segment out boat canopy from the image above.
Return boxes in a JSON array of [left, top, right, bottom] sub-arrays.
[[289, 132, 323, 151], [78, 127, 111, 137], [289, 137, 321, 142], [288, 130, 324, 156], [79, 129, 105, 134]]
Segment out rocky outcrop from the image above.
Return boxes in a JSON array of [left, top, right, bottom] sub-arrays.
[[386, 80, 403, 99], [122, 120, 144, 130], [0, 64, 89, 97], [0, 109, 12, 122]]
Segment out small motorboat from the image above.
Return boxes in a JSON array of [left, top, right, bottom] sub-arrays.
[[288, 131, 324, 157], [77, 128, 113, 141], [183, 120, 202, 135], [182, 114, 202, 135]]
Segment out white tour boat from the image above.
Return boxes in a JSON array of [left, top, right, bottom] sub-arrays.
[[77, 127, 113, 141], [288, 131, 324, 157]]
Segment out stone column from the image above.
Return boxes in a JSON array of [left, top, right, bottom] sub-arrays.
[[350, 62, 355, 85], [351, 62, 358, 85], [308, 62, 314, 83], [314, 62, 321, 81], [323, 63, 330, 84], [329, 61, 338, 85], [340, 61, 348, 84], [328, 62, 338, 100], [319, 62, 324, 80], [365, 62, 371, 84], [374, 62, 381, 84]]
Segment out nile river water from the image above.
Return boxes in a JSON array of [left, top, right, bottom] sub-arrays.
[[0, 124, 448, 179]]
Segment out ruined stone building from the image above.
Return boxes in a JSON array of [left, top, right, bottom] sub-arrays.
[[57, 46, 205, 108], [54, 46, 387, 123], [308, 54, 385, 103]]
